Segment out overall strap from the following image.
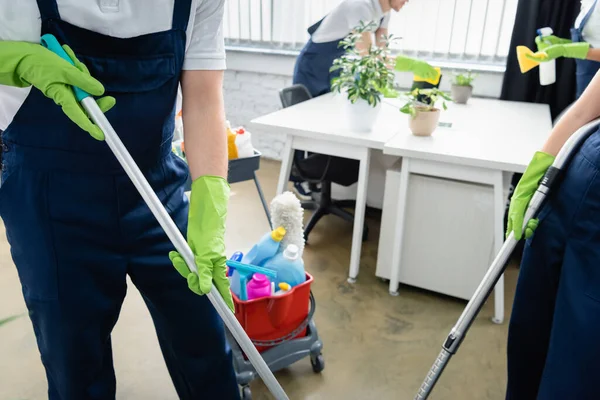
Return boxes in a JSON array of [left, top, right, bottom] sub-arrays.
[[36, 0, 61, 21], [172, 0, 193, 31], [580, 0, 599, 31], [308, 17, 325, 36]]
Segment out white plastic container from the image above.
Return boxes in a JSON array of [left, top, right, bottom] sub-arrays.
[[537, 27, 557, 86], [235, 128, 254, 158]]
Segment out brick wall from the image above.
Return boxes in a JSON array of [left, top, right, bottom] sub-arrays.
[[223, 70, 292, 160]]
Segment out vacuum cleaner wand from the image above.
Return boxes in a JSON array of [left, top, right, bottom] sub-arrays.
[[414, 118, 600, 400]]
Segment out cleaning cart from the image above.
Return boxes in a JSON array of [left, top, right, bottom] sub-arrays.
[[227, 271, 324, 399]]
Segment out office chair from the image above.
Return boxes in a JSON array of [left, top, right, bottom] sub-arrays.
[[278, 84, 368, 243]]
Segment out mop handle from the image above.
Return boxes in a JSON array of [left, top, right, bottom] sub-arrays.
[[42, 34, 289, 400], [414, 117, 600, 400]]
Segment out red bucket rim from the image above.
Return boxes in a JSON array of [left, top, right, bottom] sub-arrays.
[[232, 272, 313, 304]]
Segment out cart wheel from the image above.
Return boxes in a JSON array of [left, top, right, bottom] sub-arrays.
[[310, 353, 325, 373], [241, 385, 252, 400]]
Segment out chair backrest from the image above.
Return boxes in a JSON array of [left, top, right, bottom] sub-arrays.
[[279, 84, 312, 108]]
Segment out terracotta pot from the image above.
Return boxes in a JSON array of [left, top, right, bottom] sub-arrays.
[[344, 97, 382, 132], [451, 84, 473, 104], [408, 107, 441, 136]]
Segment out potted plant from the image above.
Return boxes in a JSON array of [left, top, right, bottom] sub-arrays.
[[450, 71, 476, 104], [399, 88, 452, 136], [330, 21, 397, 132]]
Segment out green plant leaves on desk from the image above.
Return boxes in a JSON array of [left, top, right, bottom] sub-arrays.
[[452, 71, 477, 86], [330, 20, 398, 107], [399, 88, 453, 117]]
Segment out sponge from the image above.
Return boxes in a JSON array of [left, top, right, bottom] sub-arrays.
[[414, 67, 442, 86], [516, 46, 543, 73]]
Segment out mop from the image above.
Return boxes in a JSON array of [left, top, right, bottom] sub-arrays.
[[41, 34, 289, 400], [414, 117, 600, 400]]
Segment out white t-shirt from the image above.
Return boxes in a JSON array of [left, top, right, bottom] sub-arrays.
[[575, 0, 600, 47], [310, 0, 391, 44], [0, 0, 225, 130]]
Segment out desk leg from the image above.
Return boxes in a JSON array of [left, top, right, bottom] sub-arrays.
[[388, 158, 410, 296], [492, 172, 505, 324], [347, 149, 371, 284], [277, 136, 294, 196]]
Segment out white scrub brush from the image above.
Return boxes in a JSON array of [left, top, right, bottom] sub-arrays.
[[270, 191, 305, 257]]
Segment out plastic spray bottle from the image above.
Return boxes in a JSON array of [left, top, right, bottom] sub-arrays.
[[537, 27, 557, 86], [263, 244, 306, 288]]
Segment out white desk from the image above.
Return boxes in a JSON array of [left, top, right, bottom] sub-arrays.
[[381, 98, 552, 323], [250, 92, 402, 283]]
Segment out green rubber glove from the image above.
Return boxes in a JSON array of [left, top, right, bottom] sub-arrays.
[[535, 35, 572, 50], [0, 41, 115, 140], [169, 175, 234, 313], [394, 55, 439, 81], [526, 42, 590, 62], [506, 151, 555, 240]]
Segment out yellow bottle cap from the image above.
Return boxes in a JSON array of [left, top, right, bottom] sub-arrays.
[[278, 282, 291, 291], [271, 226, 286, 242]]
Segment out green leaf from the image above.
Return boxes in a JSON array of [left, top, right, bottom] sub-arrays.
[[399, 103, 413, 114]]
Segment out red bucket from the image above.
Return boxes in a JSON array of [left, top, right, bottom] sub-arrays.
[[232, 272, 314, 353]]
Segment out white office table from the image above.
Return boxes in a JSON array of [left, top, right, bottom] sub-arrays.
[[381, 97, 552, 323], [250, 92, 402, 283]]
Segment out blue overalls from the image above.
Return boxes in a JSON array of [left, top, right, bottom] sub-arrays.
[[293, 16, 383, 97], [506, 131, 600, 398], [0, 1, 239, 399], [571, 0, 600, 98]]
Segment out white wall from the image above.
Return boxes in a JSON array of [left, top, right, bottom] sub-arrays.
[[223, 50, 506, 161]]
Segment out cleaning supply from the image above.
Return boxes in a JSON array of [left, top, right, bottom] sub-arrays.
[[273, 282, 292, 296], [536, 27, 557, 86], [263, 244, 306, 288], [174, 109, 184, 141], [233, 227, 285, 297], [228, 251, 243, 277], [517, 28, 590, 77], [246, 273, 272, 300], [234, 127, 254, 158], [270, 191, 305, 258], [414, 67, 442, 86], [242, 226, 286, 266], [226, 120, 239, 160], [516, 45, 541, 73], [226, 260, 278, 300]]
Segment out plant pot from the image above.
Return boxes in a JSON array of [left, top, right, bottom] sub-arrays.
[[344, 98, 382, 132], [408, 107, 441, 136], [451, 84, 473, 104]]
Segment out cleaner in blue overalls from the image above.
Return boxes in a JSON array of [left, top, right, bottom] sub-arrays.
[[527, 0, 600, 98], [293, 0, 438, 98], [505, 45, 600, 399], [0, 0, 239, 398], [290, 0, 438, 199]]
